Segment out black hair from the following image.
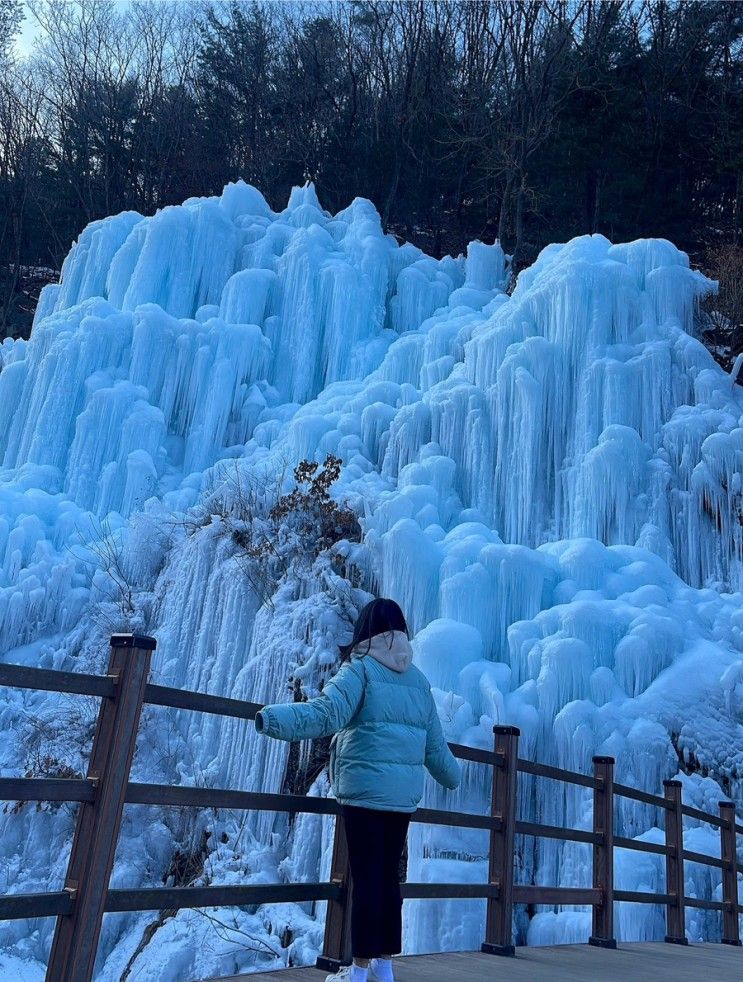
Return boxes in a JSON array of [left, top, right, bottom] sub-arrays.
[[338, 597, 409, 661]]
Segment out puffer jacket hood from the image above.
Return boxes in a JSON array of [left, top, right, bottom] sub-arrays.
[[356, 630, 412, 673]]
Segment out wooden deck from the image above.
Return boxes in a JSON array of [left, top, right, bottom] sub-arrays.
[[209, 942, 743, 981]]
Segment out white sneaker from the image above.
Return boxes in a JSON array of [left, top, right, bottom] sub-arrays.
[[325, 967, 368, 982], [325, 967, 352, 981], [369, 959, 394, 982]]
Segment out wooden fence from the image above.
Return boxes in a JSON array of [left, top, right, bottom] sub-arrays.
[[0, 634, 740, 981]]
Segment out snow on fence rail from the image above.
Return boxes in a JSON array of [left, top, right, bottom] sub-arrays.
[[0, 634, 740, 981]]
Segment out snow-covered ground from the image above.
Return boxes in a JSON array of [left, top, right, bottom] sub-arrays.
[[0, 181, 741, 979]]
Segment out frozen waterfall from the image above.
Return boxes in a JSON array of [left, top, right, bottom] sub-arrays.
[[0, 180, 741, 980]]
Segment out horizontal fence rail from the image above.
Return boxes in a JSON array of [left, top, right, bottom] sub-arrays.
[[614, 835, 672, 857], [515, 820, 601, 845], [614, 889, 676, 905], [513, 885, 602, 906], [0, 892, 74, 920], [0, 777, 96, 803], [0, 636, 741, 981], [105, 883, 341, 912], [614, 781, 671, 810], [0, 662, 117, 698], [144, 682, 261, 720], [517, 756, 601, 790], [682, 805, 728, 828]]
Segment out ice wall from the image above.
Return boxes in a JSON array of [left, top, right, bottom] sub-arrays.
[[0, 181, 742, 979]]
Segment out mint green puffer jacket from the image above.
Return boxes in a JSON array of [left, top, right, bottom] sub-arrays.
[[255, 631, 460, 812]]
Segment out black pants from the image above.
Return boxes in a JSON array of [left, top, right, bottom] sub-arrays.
[[342, 804, 411, 959]]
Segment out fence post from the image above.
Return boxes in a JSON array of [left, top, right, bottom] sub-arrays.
[[589, 756, 616, 949], [316, 810, 353, 972], [46, 634, 155, 982], [663, 779, 687, 945], [481, 725, 519, 956], [719, 800, 741, 946]]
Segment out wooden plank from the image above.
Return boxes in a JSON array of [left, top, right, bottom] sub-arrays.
[[662, 780, 687, 945], [682, 849, 727, 871], [515, 820, 599, 845], [614, 836, 672, 857], [144, 683, 261, 721], [615, 890, 674, 905], [719, 801, 741, 945], [46, 635, 154, 982], [448, 743, 498, 766], [401, 883, 499, 900], [0, 891, 73, 920], [0, 777, 94, 803], [0, 663, 116, 698], [683, 897, 726, 911], [681, 805, 726, 829], [126, 783, 340, 815], [614, 781, 670, 810], [589, 756, 615, 948], [126, 785, 498, 832], [210, 943, 743, 982], [513, 885, 601, 906], [413, 806, 500, 831], [482, 725, 519, 956], [106, 882, 339, 912], [517, 757, 600, 790]]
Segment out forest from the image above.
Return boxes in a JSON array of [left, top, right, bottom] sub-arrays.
[[1, 0, 741, 349]]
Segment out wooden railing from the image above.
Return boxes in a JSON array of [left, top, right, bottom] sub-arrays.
[[0, 634, 740, 981]]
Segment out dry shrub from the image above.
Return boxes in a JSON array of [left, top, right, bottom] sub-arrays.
[[703, 243, 743, 374], [190, 455, 361, 607]]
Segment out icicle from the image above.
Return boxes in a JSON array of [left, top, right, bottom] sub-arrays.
[[2, 181, 743, 975]]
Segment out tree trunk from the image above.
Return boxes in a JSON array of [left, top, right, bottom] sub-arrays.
[[498, 174, 513, 245], [514, 175, 525, 264], [382, 151, 402, 230]]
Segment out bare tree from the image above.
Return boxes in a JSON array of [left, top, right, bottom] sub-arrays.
[[0, 60, 53, 334], [453, 2, 592, 260], [3, 0, 742, 333], [0, 0, 23, 61]]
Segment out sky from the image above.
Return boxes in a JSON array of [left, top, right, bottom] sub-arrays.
[[15, 1, 136, 57], [14, 2, 304, 57], [16, 3, 43, 55]]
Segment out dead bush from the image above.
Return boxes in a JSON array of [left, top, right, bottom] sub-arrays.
[[702, 243, 743, 374], [187, 455, 361, 608]]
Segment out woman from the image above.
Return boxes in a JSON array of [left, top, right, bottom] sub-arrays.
[[255, 597, 461, 982]]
